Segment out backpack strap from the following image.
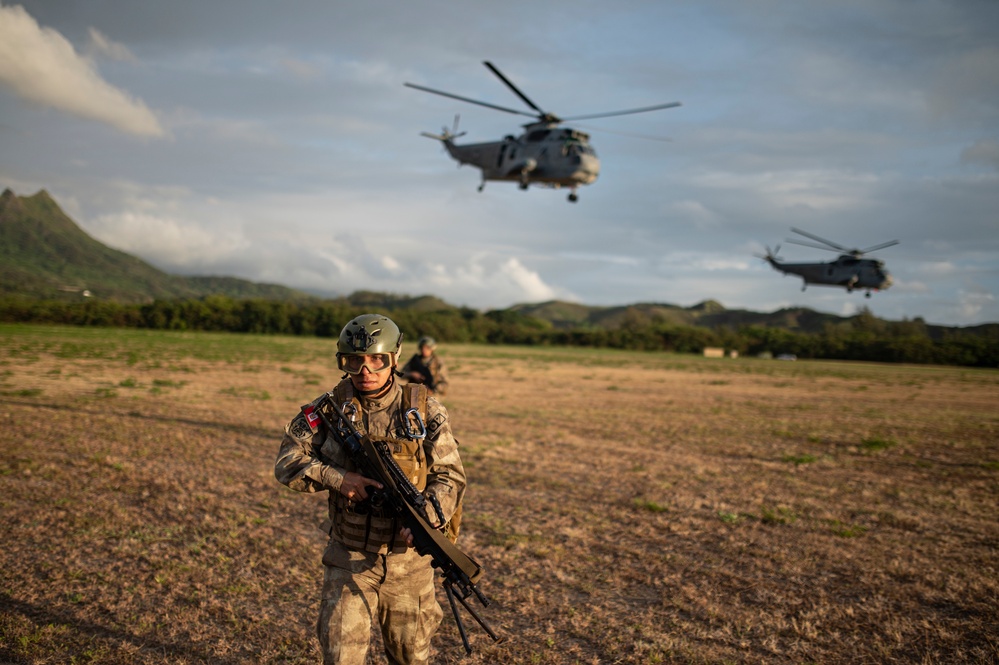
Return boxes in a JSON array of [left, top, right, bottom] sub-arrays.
[[402, 382, 428, 439]]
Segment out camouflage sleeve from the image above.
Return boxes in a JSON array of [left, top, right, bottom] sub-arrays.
[[274, 412, 346, 494], [423, 397, 465, 521]]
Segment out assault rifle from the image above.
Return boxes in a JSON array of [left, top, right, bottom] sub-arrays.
[[407, 357, 436, 392], [305, 392, 499, 655]]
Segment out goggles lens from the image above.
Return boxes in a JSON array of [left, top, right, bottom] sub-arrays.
[[338, 353, 393, 375]]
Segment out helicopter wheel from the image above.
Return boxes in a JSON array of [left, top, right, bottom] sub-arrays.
[[568, 192, 578, 203], [865, 291, 872, 298]]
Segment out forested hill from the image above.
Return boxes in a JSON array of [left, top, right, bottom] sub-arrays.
[[509, 299, 853, 336], [0, 188, 310, 303]]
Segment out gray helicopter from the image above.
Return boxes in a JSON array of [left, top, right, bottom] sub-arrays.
[[404, 61, 681, 202], [759, 227, 899, 298]]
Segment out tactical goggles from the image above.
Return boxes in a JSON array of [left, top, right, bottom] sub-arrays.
[[337, 353, 394, 375]]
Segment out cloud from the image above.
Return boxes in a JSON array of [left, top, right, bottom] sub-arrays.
[[0, 4, 163, 136], [956, 289, 995, 321], [86, 27, 136, 63], [89, 210, 246, 266], [424, 254, 574, 308], [80, 183, 572, 309]]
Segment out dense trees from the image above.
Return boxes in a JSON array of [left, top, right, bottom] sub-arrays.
[[0, 296, 995, 367]]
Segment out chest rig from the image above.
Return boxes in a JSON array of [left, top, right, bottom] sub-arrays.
[[322, 379, 429, 554]]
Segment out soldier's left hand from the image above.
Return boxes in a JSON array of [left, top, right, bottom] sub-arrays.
[[400, 527, 414, 547]]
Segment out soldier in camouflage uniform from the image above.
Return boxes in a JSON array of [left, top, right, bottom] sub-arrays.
[[402, 336, 449, 397], [275, 314, 466, 665]]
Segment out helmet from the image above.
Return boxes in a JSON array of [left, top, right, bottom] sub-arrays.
[[418, 336, 437, 350], [336, 314, 403, 374]]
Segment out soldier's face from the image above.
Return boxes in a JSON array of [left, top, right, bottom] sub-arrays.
[[350, 363, 392, 393]]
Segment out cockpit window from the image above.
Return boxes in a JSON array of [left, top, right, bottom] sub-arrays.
[[526, 130, 550, 142]]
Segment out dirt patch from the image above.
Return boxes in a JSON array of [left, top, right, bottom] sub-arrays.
[[1, 329, 997, 664]]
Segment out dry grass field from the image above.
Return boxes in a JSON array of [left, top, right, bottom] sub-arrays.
[[1, 324, 997, 665]]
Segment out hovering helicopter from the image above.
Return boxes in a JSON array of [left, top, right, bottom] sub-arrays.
[[758, 227, 899, 298], [404, 61, 681, 202]]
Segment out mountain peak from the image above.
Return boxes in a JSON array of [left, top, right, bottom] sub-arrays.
[[0, 188, 311, 303], [690, 299, 725, 313]]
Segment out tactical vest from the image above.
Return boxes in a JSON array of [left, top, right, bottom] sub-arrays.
[[322, 380, 430, 554]]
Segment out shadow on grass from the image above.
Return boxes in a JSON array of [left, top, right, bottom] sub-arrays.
[[0, 397, 276, 440], [0, 593, 228, 664]]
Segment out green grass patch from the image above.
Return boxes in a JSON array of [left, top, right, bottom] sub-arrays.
[[829, 521, 868, 538], [152, 379, 187, 388], [761, 505, 798, 525], [633, 498, 669, 513], [1, 388, 43, 397], [782, 453, 818, 465], [860, 435, 897, 453], [220, 386, 271, 400]]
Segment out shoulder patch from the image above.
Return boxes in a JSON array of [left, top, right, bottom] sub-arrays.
[[427, 411, 447, 434], [289, 413, 315, 441]]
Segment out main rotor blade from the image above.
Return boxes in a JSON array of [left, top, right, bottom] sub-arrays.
[[574, 122, 673, 142], [562, 101, 682, 121], [784, 238, 842, 253], [404, 82, 539, 119], [789, 227, 849, 252], [483, 61, 547, 115], [858, 239, 900, 254]]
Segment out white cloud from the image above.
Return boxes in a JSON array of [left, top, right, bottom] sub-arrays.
[[425, 255, 573, 308], [956, 290, 995, 321], [0, 4, 163, 136], [86, 27, 136, 63], [89, 210, 246, 266]]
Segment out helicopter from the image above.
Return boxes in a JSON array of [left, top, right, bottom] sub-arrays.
[[404, 61, 681, 202], [758, 227, 899, 298]]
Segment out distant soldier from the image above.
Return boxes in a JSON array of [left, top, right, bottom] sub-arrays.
[[402, 336, 450, 397], [274, 314, 466, 665]]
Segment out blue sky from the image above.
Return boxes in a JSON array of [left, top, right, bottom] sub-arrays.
[[1, 1, 997, 325]]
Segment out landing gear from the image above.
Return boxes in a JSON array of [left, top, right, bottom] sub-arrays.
[[865, 291, 872, 298], [568, 192, 578, 203], [478, 182, 485, 192]]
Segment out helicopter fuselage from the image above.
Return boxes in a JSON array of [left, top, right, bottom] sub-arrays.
[[438, 125, 600, 189], [406, 62, 680, 202], [766, 255, 893, 292]]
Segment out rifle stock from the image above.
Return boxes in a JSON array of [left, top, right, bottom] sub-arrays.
[[309, 392, 499, 653]]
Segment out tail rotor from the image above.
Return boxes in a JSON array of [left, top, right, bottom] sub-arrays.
[[755, 244, 781, 264], [420, 114, 467, 143]]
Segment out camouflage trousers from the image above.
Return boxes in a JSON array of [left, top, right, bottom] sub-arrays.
[[318, 542, 443, 665]]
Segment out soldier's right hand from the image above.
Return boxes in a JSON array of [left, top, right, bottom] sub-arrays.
[[340, 471, 382, 502]]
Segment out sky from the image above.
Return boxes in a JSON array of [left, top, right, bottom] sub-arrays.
[[1, 1, 997, 326]]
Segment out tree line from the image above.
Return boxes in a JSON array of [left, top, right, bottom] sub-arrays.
[[0, 296, 995, 367]]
